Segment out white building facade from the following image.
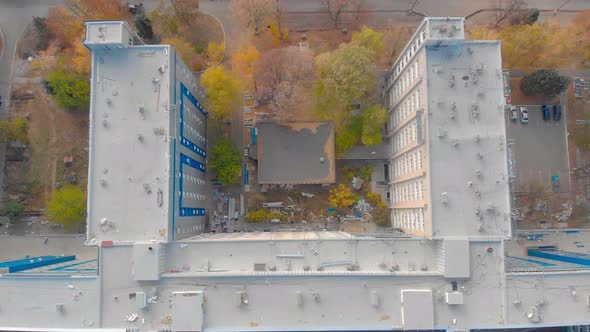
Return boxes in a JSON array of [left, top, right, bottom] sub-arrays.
[[84, 21, 209, 243], [384, 18, 510, 239], [1, 19, 590, 332]]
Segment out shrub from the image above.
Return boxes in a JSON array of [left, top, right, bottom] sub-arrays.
[[366, 191, 385, 208], [360, 165, 372, 181], [0, 201, 25, 223], [329, 184, 356, 208], [47, 185, 86, 230], [372, 206, 390, 226], [0, 120, 28, 143], [246, 209, 282, 222]]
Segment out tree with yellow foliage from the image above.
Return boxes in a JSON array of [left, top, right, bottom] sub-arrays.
[[329, 184, 356, 209], [163, 37, 200, 71], [200, 65, 243, 121], [571, 11, 590, 66], [268, 21, 289, 46], [468, 21, 578, 69], [232, 45, 260, 80], [206, 42, 225, 65], [351, 26, 384, 55]]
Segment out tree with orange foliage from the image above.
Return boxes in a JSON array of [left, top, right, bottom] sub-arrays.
[[47, 0, 131, 48], [65, 0, 130, 21], [71, 42, 91, 75], [46, 7, 84, 48]]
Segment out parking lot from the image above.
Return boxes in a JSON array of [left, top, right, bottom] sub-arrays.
[[505, 105, 570, 193]]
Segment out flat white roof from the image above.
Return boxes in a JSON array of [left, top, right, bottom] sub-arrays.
[[86, 45, 173, 243], [425, 40, 511, 238]]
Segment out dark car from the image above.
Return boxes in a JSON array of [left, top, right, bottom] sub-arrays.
[[553, 105, 562, 121], [541, 105, 551, 120]]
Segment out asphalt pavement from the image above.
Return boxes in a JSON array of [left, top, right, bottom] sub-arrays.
[[505, 104, 571, 193]]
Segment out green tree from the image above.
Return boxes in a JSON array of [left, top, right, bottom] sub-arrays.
[[47, 185, 86, 230], [33, 16, 50, 51], [200, 65, 242, 121], [210, 137, 242, 186], [523, 9, 540, 25], [361, 104, 387, 146], [366, 191, 385, 208], [521, 69, 571, 96], [0, 120, 28, 143], [351, 26, 384, 55], [315, 44, 376, 108], [135, 15, 155, 42], [0, 201, 25, 223], [335, 115, 362, 157], [46, 65, 90, 109], [313, 79, 345, 122]]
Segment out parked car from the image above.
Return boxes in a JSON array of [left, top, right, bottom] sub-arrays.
[[541, 105, 550, 120], [553, 105, 562, 121], [520, 106, 529, 123], [510, 106, 518, 121]]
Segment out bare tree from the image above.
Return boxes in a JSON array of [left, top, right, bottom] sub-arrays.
[[492, 0, 527, 27], [254, 47, 314, 118], [322, 0, 363, 28], [230, 0, 274, 34]]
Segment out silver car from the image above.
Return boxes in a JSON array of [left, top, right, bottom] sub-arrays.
[[510, 106, 518, 121], [520, 106, 528, 123]]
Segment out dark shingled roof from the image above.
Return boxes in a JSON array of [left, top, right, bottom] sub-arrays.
[[257, 121, 335, 184]]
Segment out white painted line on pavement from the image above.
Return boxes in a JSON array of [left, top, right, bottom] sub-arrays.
[[0, 26, 4, 58]]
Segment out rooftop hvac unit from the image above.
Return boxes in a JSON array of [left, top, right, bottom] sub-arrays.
[[84, 21, 134, 51]]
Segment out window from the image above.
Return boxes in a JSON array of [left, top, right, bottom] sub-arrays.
[[418, 150, 423, 169], [418, 180, 424, 199]]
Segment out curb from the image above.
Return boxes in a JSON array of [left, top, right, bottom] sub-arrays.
[[195, 13, 227, 74]]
